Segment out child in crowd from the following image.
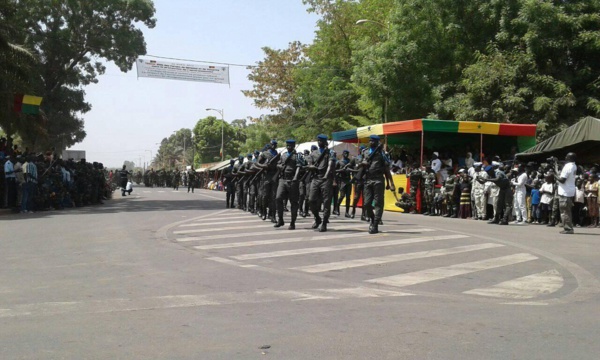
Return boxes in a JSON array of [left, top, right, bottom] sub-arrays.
[[539, 174, 554, 224], [530, 180, 541, 224]]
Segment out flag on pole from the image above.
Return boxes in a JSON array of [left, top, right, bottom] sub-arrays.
[[14, 94, 43, 115]]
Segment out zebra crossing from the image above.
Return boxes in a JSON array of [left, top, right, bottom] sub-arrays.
[[167, 210, 567, 303]]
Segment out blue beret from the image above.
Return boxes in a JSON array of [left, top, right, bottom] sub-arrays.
[[247, 153, 253, 157], [343, 150, 349, 154], [359, 145, 366, 150], [254, 150, 260, 155], [369, 134, 380, 140], [286, 139, 296, 144], [270, 139, 278, 145], [311, 145, 318, 150], [317, 134, 328, 140]]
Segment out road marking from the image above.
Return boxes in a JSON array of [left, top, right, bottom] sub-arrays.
[[180, 219, 261, 227], [231, 234, 469, 260], [174, 224, 276, 234], [463, 269, 564, 299], [194, 228, 434, 250], [366, 253, 538, 288], [174, 223, 370, 240], [292, 243, 504, 273], [0, 288, 412, 318], [206, 257, 259, 268]]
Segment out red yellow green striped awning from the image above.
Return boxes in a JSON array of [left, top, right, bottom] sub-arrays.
[[332, 119, 537, 141]]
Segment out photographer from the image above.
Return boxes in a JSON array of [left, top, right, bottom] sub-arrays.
[[554, 153, 577, 234]]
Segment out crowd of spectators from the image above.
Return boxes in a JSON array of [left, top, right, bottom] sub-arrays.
[[1, 137, 113, 214]]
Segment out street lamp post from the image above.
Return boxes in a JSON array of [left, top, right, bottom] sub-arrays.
[[206, 108, 224, 161]]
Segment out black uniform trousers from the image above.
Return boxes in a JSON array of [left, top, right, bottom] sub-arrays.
[[262, 175, 277, 217], [353, 181, 364, 208], [226, 182, 236, 208], [363, 175, 385, 222], [276, 178, 299, 223], [236, 179, 244, 208], [309, 177, 332, 220], [338, 181, 351, 213]]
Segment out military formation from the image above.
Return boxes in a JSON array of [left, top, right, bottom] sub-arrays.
[[221, 134, 396, 234], [141, 168, 201, 192]]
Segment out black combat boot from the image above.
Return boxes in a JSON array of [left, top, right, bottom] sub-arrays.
[[319, 218, 328, 232], [369, 220, 379, 234], [351, 207, 356, 219], [312, 216, 322, 229], [274, 219, 285, 228]]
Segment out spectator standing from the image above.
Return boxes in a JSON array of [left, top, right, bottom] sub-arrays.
[[4, 155, 17, 209], [555, 153, 577, 234], [573, 178, 585, 227], [511, 164, 528, 223], [530, 181, 541, 223], [584, 173, 598, 227], [21, 155, 37, 213], [539, 174, 555, 224]]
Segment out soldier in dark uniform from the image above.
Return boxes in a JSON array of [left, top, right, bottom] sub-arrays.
[[222, 159, 236, 208], [407, 162, 423, 214], [274, 139, 304, 229], [298, 149, 310, 217], [256, 140, 280, 222], [351, 145, 367, 220], [330, 151, 340, 215], [306, 134, 336, 232], [335, 150, 353, 218], [246, 151, 260, 213], [254, 145, 270, 218], [118, 165, 130, 197], [233, 155, 245, 209], [360, 135, 395, 234], [187, 167, 196, 193], [240, 153, 253, 210]]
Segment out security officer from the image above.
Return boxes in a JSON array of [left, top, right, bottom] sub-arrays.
[[351, 145, 367, 220], [222, 159, 236, 208], [306, 134, 336, 232], [246, 150, 260, 213], [407, 162, 423, 214], [298, 149, 310, 217], [360, 135, 395, 234], [256, 140, 280, 222], [239, 153, 253, 210], [421, 164, 435, 215], [187, 167, 196, 193], [274, 139, 304, 229], [335, 149, 353, 218], [234, 155, 245, 209]]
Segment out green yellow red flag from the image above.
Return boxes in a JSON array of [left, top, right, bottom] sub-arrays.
[[14, 94, 43, 115]]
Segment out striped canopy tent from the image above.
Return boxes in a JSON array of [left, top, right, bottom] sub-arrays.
[[333, 119, 537, 165]]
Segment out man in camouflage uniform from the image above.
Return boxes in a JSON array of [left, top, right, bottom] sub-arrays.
[[442, 175, 457, 217], [306, 134, 336, 232], [187, 167, 196, 193], [407, 162, 423, 214], [274, 139, 304, 229], [423, 164, 436, 216]]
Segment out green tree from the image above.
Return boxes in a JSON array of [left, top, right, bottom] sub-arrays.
[[193, 116, 239, 164], [11, 0, 156, 151]]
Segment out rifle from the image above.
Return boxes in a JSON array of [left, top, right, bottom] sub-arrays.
[[301, 146, 330, 182], [249, 151, 281, 184], [355, 144, 383, 181], [276, 148, 298, 181]]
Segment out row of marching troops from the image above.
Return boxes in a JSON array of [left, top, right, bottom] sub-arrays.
[[221, 134, 396, 234], [141, 168, 202, 192]]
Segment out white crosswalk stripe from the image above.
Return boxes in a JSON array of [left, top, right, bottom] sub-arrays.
[[180, 219, 261, 227], [192, 228, 435, 249], [291, 243, 504, 273], [366, 253, 538, 288], [463, 269, 563, 299], [231, 234, 469, 260]]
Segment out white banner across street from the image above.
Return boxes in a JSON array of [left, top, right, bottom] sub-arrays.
[[136, 58, 229, 85]]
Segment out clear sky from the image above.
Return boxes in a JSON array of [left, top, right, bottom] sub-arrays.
[[72, 0, 319, 168]]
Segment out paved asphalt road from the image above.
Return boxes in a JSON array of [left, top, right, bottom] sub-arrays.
[[0, 186, 599, 359]]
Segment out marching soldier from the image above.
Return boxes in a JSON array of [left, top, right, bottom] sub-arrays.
[[246, 150, 260, 213], [233, 155, 245, 209], [274, 139, 304, 229], [306, 134, 336, 232], [360, 135, 395, 234], [351, 145, 366, 220], [222, 159, 236, 208], [187, 167, 196, 193], [335, 150, 353, 218], [256, 140, 280, 222]]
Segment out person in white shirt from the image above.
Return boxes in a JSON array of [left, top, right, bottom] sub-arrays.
[[431, 152, 442, 184], [555, 153, 577, 234], [472, 163, 488, 220], [539, 174, 555, 224], [510, 164, 528, 222]]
